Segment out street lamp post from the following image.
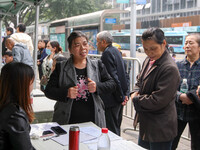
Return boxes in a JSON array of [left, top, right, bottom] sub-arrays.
[[130, 0, 137, 86]]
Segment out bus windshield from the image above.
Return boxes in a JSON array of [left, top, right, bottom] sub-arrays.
[[113, 36, 130, 44], [165, 36, 183, 45]]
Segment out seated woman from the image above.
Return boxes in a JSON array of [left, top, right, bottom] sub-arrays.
[[45, 31, 116, 127], [0, 62, 35, 150]]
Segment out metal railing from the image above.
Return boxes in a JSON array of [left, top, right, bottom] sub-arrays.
[[88, 54, 141, 133]]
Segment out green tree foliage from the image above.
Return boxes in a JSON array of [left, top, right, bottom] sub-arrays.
[[3, 0, 111, 27]]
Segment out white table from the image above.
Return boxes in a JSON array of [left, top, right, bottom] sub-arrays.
[[31, 122, 146, 150]]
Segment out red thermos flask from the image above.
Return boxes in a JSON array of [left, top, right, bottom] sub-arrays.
[[69, 126, 80, 150]]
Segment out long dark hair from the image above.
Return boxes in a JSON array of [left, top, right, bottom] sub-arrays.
[[0, 62, 35, 122], [50, 41, 62, 53]]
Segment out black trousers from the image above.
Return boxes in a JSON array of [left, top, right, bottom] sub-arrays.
[[38, 64, 45, 92], [172, 119, 200, 150], [105, 104, 123, 136], [38, 64, 43, 80]]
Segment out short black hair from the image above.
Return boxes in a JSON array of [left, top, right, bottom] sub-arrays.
[[67, 31, 88, 49], [6, 27, 13, 34], [142, 27, 165, 45], [4, 50, 12, 57], [17, 23, 26, 32], [38, 39, 49, 48]]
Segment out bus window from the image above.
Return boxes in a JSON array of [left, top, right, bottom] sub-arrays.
[[112, 36, 130, 50], [136, 36, 142, 44], [165, 36, 183, 45], [164, 31, 188, 53], [113, 36, 130, 43]]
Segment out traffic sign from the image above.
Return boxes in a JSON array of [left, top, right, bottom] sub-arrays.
[[117, 0, 129, 3], [105, 18, 117, 24], [136, 0, 146, 5]]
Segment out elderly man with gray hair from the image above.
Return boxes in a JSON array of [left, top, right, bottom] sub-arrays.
[[96, 31, 130, 135], [5, 38, 33, 67]]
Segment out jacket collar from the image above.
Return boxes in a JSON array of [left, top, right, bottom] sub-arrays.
[[153, 49, 169, 66], [183, 56, 200, 66], [63, 56, 97, 82], [104, 44, 112, 52], [142, 50, 169, 79]]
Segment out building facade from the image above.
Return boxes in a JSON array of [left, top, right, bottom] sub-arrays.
[[118, 0, 200, 29]]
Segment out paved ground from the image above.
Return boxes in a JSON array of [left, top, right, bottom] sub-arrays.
[[121, 116, 191, 150]]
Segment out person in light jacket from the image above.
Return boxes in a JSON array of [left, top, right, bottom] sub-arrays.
[[5, 38, 33, 67], [130, 28, 180, 150], [45, 31, 116, 127], [10, 23, 34, 56]]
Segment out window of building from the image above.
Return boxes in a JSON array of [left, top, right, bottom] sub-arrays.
[[174, 0, 179, 3], [181, 0, 186, 9], [195, 0, 197, 6], [137, 10, 141, 15], [125, 13, 129, 17], [168, 4, 172, 11], [152, 0, 156, 13], [157, 0, 161, 12], [162, 0, 167, 12], [187, 0, 193, 8], [145, 8, 150, 14], [174, 3, 179, 10]]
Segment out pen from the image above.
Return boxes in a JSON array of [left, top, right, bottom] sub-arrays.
[[43, 135, 59, 141], [40, 133, 54, 138]]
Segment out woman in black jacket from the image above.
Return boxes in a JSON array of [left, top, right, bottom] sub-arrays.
[[45, 31, 116, 127], [0, 62, 35, 150]]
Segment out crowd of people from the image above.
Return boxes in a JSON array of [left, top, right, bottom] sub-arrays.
[[0, 24, 200, 150]]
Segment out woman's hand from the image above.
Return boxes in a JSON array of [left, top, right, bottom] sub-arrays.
[[88, 78, 96, 93], [180, 93, 193, 105], [130, 92, 139, 100], [196, 86, 200, 99], [37, 60, 41, 65], [67, 86, 78, 99], [122, 96, 129, 106]]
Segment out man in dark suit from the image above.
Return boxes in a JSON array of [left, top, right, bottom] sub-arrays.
[[96, 31, 129, 135]]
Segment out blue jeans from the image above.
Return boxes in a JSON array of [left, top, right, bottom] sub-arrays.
[[138, 137, 173, 150]]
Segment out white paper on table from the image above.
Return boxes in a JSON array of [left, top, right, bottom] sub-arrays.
[[86, 143, 97, 150], [51, 131, 97, 146], [80, 126, 122, 144], [80, 126, 101, 137], [30, 122, 60, 136]]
